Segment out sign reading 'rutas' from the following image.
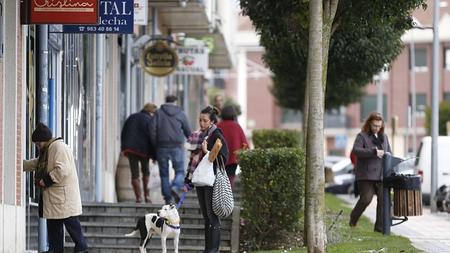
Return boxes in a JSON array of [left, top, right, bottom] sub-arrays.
[[142, 41, 178, 77], [29, 0, 99, 24]]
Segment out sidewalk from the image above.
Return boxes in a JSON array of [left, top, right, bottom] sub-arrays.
[[338, 194, 450, 253]]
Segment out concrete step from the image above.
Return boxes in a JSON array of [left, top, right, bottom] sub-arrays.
[[26, 201, 240, 253], [64, 242, 231, 253]]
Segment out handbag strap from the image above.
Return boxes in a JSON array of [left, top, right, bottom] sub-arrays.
[[218, 156, 226, 173]]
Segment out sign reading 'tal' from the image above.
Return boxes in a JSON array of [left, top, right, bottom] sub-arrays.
[[63, 0, 133, 34]]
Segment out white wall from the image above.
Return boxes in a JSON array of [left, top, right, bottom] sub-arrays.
[[1, 1, 26, 252], [1, 205, 26, 253]]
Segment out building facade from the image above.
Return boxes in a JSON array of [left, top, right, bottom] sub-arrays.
[[0, 0, 234, 252]]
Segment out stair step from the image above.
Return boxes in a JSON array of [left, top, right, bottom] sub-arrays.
[[64, 242, 231, 253], [26, 189, 241, 253]]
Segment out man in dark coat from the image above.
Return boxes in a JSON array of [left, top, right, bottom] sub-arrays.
[[151, 95, 191, 204], [121, 103, 157, 203]]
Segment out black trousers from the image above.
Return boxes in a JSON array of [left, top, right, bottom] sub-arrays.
[[128, 153, 150, 179], [196, 186, 221, 253], [47, 216, 88, 253]]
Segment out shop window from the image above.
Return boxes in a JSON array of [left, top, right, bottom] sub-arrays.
[[360, 95, 387, 121]]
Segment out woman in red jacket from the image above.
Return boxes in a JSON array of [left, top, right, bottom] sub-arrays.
[[217, 105, 249, 189]]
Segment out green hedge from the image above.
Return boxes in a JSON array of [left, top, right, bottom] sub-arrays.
[[238, 148, 305, 250], [252, 129, 302, 149], [425, 101, 450, 135]]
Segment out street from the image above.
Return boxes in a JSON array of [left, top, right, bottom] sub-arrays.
[[339, 194, 450, 253]]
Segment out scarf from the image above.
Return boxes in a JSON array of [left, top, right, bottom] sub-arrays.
[[35, 137, 61, 217], [35, 138, 62, 185], [187, 125, 217, 175]]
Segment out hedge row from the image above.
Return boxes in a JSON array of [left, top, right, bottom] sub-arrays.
[[238, 146, 305, 250], [252, 129, 302, 149]]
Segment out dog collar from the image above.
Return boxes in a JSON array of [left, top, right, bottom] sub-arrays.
[[165, 220, 180, 230]]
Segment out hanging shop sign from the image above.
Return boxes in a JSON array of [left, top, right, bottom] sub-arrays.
[[141, 41, 178, 77], [22, 0, 99, 24], [176, 47, 209, 75], [62, 0, 133, 33], [134, 0, 148, 26]]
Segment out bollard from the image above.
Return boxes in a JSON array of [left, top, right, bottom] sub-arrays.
[[382, 153, 404, 235], [383, 154, 393, 235]]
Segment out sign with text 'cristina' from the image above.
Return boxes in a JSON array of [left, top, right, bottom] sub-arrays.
[[28, 0, 99, 24], [176, 47, 209, 75], [63, 0, 133, 33]]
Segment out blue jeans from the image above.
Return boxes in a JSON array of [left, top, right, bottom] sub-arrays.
[[156, 147, 185, 203]]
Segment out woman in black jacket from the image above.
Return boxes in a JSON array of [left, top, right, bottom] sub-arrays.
[[184, 106, 228, 253], [350, 111, 391, 232]]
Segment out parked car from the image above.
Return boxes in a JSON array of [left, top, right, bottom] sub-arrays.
[[324, 156, 355, 194]]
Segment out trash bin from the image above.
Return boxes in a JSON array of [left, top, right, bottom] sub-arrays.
[[384, 174, 422, 216]]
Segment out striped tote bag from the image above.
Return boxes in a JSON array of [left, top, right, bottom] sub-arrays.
[[212, 158, 234, 218]]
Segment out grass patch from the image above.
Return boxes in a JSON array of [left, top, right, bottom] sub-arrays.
[[253, 194, 423, 253]]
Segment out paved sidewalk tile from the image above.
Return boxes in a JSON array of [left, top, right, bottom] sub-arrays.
[[338, 194, 450, 253]]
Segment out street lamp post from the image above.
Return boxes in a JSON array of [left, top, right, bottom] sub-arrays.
[[430, 0, 440, 212], [410, 30, 417, 156]]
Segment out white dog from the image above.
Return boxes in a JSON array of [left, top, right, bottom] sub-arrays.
[[125, 204, 181, 253]]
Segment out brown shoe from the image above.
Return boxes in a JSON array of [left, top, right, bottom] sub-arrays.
[[143, 176, 151, 203], [131, 178, 142, 203]]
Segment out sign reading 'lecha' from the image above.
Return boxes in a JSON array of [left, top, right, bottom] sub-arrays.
[[63, 0, 133, 34]]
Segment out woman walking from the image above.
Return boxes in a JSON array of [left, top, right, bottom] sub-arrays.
[[350, 112, 391, 232]]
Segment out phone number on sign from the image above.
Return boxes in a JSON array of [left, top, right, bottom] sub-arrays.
[[79, 27, 121, 32]]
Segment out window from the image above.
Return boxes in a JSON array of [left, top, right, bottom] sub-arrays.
[[360, 95, 387, 121], [444, 92, 450, 101], [410, 93, 427, 115], [281, 108, 302, 123], [445, 48, 450, 70], [410, 48, 428, 71]]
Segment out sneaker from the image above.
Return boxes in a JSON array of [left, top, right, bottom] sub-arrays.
[[171, 188, 181, 203]]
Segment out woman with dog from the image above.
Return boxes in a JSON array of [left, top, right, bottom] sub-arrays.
[[350, 112, 391, 233], [184, 106, 229, 253]]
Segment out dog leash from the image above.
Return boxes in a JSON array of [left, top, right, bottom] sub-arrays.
[[176, 191, 187, 209]]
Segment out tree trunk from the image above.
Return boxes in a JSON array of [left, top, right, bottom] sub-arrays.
[[303, 63, 310, 148], [304, 0, 326, 252]]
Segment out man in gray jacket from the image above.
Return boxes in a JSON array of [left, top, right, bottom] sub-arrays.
[[151, 95, 191, 204]]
